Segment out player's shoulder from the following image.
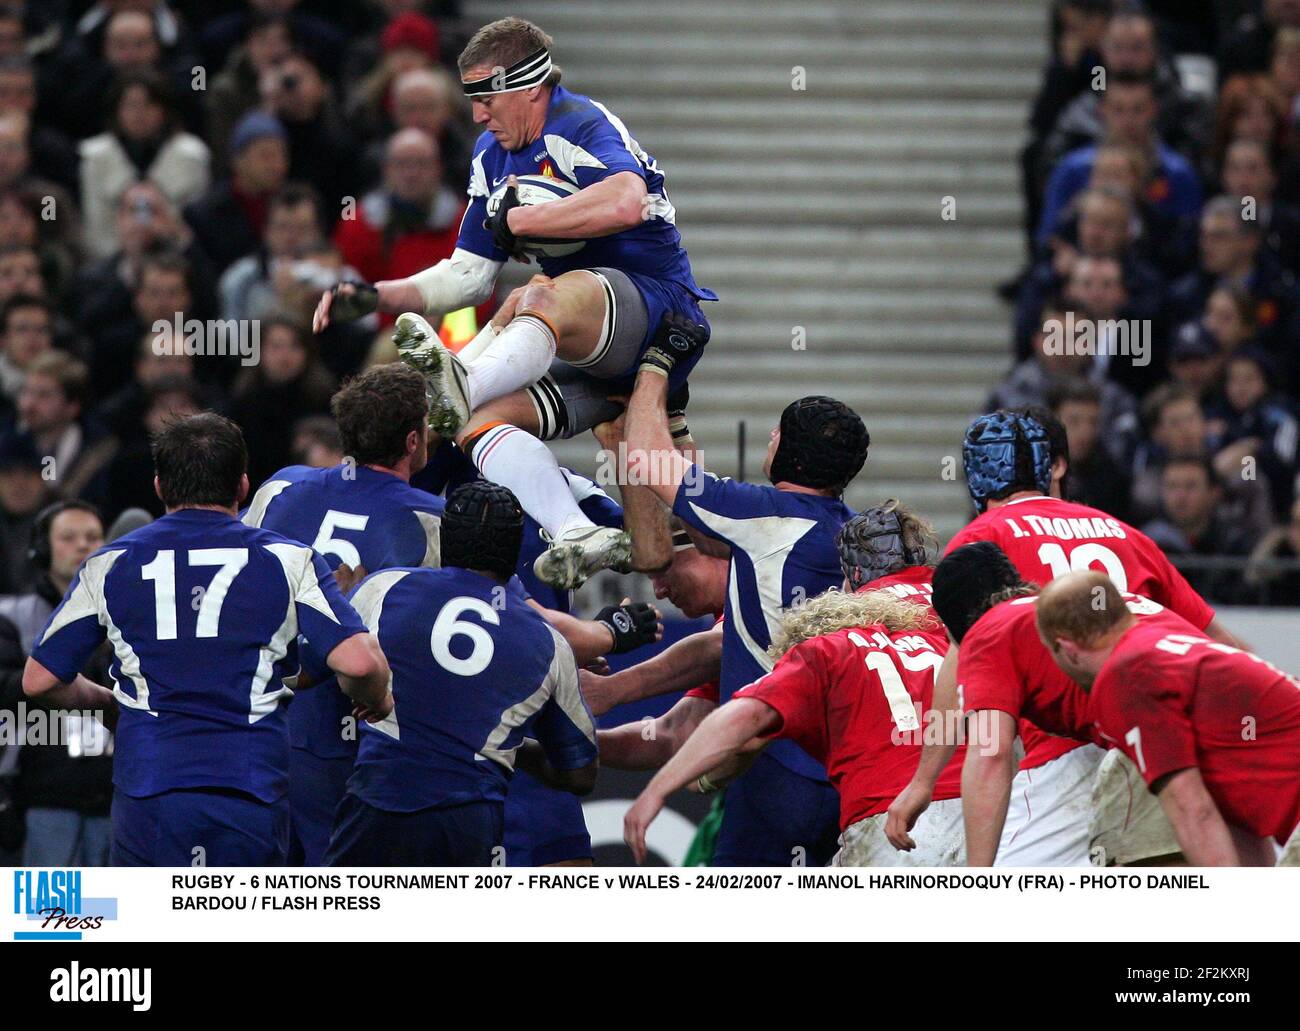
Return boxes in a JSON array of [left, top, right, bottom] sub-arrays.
[[262, 464, 324, 489], [968, 593, 1040, 646], [385, 478, 446, 516]]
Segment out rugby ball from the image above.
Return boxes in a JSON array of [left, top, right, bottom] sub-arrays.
[[486, 173, 586, 258]]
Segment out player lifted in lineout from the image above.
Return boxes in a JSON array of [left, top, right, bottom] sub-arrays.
[[314, 16, 715, 589]]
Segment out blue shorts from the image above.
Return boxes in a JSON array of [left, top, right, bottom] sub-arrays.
[[712, 752, 841, 867], [111, 787, 290, 867], [324, 793, 503, 867], [502, 770, 592, 866], [287, 749, 353, 867]]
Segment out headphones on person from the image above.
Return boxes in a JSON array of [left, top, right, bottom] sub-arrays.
[[29, 500, 102, 572]]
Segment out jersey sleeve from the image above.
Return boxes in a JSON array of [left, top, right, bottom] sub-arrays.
[[734, 637, 831, 760], [672, 466, 773, 544], [958, 621, 1025, 720], [533, 626, 598, 771], [563, 115, 645, 186], [455, 143, 510, 261], [1104, 652, 1198, 788], [684, 678, 719, 703], [30, 556, 113, 684], [1134, 531, 1214, 630], [290, 549, 368, 661]]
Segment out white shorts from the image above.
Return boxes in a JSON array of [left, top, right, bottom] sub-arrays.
[[1089, 749, 1181, 866], [996, 743, 1104, 867], [832, 797, 965, 867], [1279, 822, 1300, 867]]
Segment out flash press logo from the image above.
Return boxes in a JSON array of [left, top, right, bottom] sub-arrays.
[[12, 870, 117, 940], [50, 963, 151, 1012]]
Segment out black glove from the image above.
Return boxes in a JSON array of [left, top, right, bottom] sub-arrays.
[[484, 182, 525, 258], [639, 312, 708, 378], [593, 601, 660, 654], [328, 281, 379, 322]]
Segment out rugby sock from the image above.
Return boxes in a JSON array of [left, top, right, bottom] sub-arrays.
[[467, 422, 593, 537], [456, 322, 501, 365], [464, 312, 557, 411]]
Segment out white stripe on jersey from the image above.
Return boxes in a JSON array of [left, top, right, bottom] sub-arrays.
[[242, 478, 293, 528], [588, 100, 676, 223], [347, 570, 408, 741]]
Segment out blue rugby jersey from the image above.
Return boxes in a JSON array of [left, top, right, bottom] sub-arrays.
[[340, 566, 597, 812], [31, 509, 366, 802], [673, 467, 854, 780]]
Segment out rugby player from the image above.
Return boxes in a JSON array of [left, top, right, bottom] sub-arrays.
[[886, 409, 1244, 865], [24, 414, 391, 866], [1037, 571, 1300, 866], [314, 16, 715, 588], [323, 483, 598, 866], [623, 588, 962, 867], [620, 349, 869, 865]]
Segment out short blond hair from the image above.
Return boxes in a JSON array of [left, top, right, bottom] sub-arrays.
[[458, 17, 562, 87]]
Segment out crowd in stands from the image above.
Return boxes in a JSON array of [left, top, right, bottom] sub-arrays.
[[1005, 0, 1300, 603], [0, 0, 480, 599]]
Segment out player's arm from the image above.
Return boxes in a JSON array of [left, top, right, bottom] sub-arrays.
[[593, 411, 672, 573], [514, 738, 598, 796], [625, 365, 692, 508], [1203, 616, 1250, 651], [960, 709, 1018, 867], [579, 622, 723, 716], [1152, 767, 1242, 866], [598, 694, 716, 770], [624, 698, 778, 863], [886, 642, 960, 849], [527, 598, 662, 665], [521, 629, 600, 795], [325, 633, 391, 719], [509, 171, 647, 239], [22, 660, 118, 728]]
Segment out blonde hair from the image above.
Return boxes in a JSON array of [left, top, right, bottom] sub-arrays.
[[770, 589, 936, 658]]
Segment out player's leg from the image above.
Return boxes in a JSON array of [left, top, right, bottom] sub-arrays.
[[287, 748, 353, 867], [1278, 823, 1300, 866], [711, 752, 841, 867], [995, 744, 1103, 866], [156, 789, 290, 867], [395, 269, 619, 436]]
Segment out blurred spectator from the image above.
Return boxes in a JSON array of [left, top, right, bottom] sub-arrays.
[[1042, 10, 1209, 175], [1209, 73, 1291, 176], [1142, 455, 1255, 601], [74, 179, 217, 331], [103, 374, 202, 518], [1167, 196, 1300, 372], [993, 300, 1139, 462], [1038, 72, 1202, 245], [383, 66, 470, 187], [0, 430, 51, 594], [1205, 349, 1299, 518], [0, 292, 50, 416], [0, 184, 76, 301], [91, 327, 199, 447], [200, 0, 345, 82], [0, 113, 79, 252], [0, 242, 40, 303], [291, 413, 344, 468], [1219, 137, 1300, 271], [1049, 376, 1132, 520], [0, 500, 112, 866], [334, 128, 464, 325], [205, 11, 294, 170], [345, 12, 441, 143], [229, 314, 334, 488], [220, 181, 325, 322], [1202, 281, 1260, 354], [183, 109, 289, 273], [1130, 382, 1212, 523], [0, 55, 76, 193], [257, 50, 357, 215], [55, 8, 202, 141], [1244, 495, 1300, 603], [78, 69, 210, 259], [15, 351, 114, 501], [1166, 321, 1225, 403], [1220, 0, 1300, 77]]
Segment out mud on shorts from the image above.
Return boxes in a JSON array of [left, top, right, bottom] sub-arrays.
[[526, 267, 710, 440], [832, 797, 966, 867], [1088, 748, 1182, 866]]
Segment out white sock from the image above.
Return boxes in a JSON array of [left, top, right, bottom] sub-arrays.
[[469, 423, 594, 537], [464, 315, 556, 411], [457, 322, 500, 365]]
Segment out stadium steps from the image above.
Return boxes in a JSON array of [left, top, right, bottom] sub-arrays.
[[464, 0, 1043, 537]]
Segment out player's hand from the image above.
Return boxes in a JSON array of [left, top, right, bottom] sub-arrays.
[[314, 281, 378, 332], [624, 789, 665, 864], [485, 175, 526, 259], [594, 599, 662, 654], [884, 780, 933, 852], [354, 692, 393, 724], [583, 656, 611, 676], [333, 563, 368, 595], [578, 667, 619, 717], [591, 408, 628, 450], [638, 312, 708, 378]]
